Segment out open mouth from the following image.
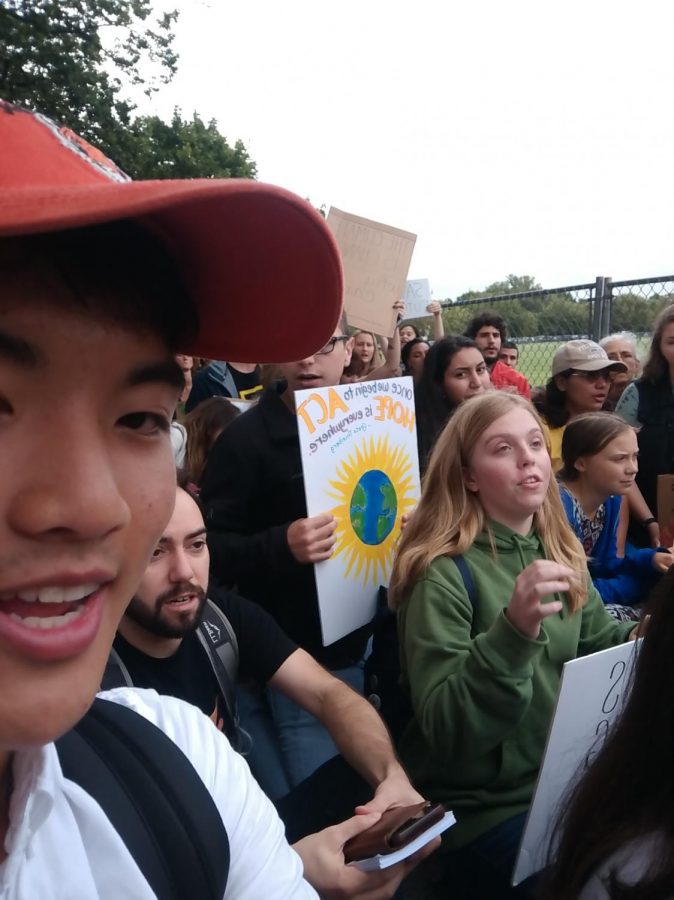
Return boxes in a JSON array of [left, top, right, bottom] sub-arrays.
[[0, 582, 105, 660]]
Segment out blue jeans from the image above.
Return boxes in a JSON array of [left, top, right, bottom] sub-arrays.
[[400, 813, 538, 899], [238, 661, 365, 793]]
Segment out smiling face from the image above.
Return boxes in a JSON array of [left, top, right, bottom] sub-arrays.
[[124, 488, 209, 639], [442, 347, 491, 406], [0, 286, 180, 748], [574, 429, 639, 497], [279, 327, 354, 394], [463, 407, 551, 533]]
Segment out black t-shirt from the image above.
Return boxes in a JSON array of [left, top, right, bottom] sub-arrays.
[[230, 365, 263, 401], [112, 587, 297, 730]]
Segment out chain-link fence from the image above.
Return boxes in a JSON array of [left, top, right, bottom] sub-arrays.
[[422, 275, 674, 388]]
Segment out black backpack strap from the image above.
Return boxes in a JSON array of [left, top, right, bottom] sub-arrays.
[[196, 598, 242, 744], [100, 644, 133, 691], [56, 697, 229, 900], [453, 555, 478, 637]]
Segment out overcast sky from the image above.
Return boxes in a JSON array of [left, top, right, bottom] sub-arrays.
[[144, 0, 674, 299]]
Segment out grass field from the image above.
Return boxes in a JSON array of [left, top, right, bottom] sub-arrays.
[[516, 335, 651, 388]]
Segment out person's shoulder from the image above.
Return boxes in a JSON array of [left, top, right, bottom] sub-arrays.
[[579, 833, 666, 899], [97, 687, 217, 744]]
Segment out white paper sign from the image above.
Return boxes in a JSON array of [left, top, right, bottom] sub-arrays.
[[295, 378, 421, 645], [403, 278, 432, 319], [512, 640, 639, 886]]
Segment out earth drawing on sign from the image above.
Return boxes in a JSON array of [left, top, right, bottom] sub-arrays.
[[349, 470, 397, 545]]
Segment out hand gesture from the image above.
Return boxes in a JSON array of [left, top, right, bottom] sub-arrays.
[[505, 560, 573, 640], [393, 299, 406, 321], [293, 812, 438, 900], [426, 301, 442, 316], [653, 548, 674, 573], [287, 513, 336, 564]]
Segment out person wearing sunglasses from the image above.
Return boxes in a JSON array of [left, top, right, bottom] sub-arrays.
[[533, 340, 627, 472]]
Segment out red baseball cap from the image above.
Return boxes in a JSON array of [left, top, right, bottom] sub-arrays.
[[0, 101, 343, 363]]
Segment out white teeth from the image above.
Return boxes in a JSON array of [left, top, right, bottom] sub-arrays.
[[15, 583, 99, 604], [8, 607, 85, 629]]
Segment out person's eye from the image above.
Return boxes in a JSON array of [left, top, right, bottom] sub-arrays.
[[530, 438, 543, 449], [190, 540, 207, 552], [118, 411, 170, 435], [477, 365, 487, 374], [151, 546, 165, 560]]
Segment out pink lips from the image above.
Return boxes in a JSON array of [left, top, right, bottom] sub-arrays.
[[0, 586, 106, 662]]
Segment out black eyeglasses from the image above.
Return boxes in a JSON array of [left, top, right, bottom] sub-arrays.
[[316, 336, 350, 356]]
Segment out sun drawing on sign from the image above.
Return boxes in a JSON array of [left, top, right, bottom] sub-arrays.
[[327, 436, 417, 586]]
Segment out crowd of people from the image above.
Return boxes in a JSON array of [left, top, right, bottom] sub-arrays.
[[2, 98, 674, 900]]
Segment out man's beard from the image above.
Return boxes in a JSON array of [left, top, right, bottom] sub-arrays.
[[125, 581, 207, 639]]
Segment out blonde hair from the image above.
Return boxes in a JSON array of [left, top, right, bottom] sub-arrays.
[[389, 392, 588, 612]]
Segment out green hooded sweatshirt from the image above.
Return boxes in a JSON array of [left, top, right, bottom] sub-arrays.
[[397, 520, 634, 849]]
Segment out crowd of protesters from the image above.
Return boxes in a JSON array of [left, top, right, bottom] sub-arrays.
[[2, 97, 674, 900]]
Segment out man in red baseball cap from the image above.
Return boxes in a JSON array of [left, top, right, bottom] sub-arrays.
[[0, 102, 435, 898]]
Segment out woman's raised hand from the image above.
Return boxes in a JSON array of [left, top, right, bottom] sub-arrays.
[[505, 560, 575, 639]]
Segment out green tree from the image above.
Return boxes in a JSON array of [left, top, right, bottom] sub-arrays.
[[115, 110, 257, 179], [0, 1, 256, 179], [0, 1, 178, 148]]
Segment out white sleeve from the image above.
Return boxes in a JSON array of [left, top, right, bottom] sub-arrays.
[[99, 687, 318, 900]]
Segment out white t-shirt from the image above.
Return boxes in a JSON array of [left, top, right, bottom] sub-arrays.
[[0, 688, 317, 899]]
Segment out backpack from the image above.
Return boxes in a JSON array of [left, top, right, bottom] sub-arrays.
[[365, 555, 477, 741], [104, 598, 245, 750], [56, 697, 229, 900]]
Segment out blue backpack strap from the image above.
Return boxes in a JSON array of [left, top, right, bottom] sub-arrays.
[[453, 555, 478, 636], [56, 698, 229, 900]]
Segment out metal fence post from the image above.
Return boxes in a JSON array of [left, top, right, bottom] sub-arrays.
[[591, 276, 606, 341], [602, 278, 613, 338]]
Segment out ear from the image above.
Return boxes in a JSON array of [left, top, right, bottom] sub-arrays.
[[343, 336, 354, 367], [554, 374, 568, 393], [574, 457, 587, 474], [463, 466, 479, 493]]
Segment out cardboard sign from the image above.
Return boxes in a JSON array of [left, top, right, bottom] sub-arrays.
[[296, 377, 421, 645], [327, 207, 416, 338], [512, 640, 639, 886], [657, 474, 674, 546], [403, 278, 432, 320]]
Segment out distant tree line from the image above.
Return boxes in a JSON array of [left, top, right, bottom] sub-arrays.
[[407, 274, 674, 338]]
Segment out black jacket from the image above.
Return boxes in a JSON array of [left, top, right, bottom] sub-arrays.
[[200, 383, 369, 668], [635, 375, 674, 516]]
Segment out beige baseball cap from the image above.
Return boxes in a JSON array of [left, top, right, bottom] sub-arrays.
[[551, 340, 628, 377]]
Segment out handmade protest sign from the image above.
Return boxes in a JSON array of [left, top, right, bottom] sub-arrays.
[[296, 377, 421, 645], [512, 640, 639, 886], [403, 278, 432, 320], [326, 207, 416, 338]]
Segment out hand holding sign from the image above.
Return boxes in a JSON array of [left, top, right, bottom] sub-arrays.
[[505, 561, 573, 639], [287, 513, 337, 564]]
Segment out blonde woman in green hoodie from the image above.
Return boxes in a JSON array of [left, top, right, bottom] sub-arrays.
[[389, 392, 636, 898]]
